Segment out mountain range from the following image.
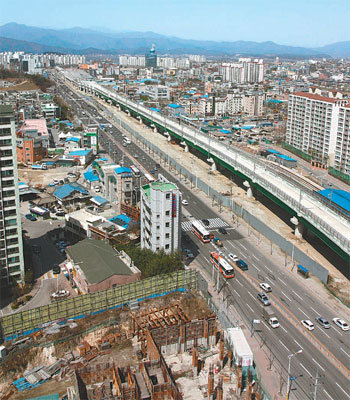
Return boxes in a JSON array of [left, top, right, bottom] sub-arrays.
[[0, 23, 349, 58]]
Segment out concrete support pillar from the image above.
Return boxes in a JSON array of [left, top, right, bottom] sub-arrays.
[[210, 162, 217, 172], [208, 364, 214, 400], [290, 216, 304, 239], [137, 116, 142, 124], [246, 187, 253, 198], [153, 126, 157, 133], [125, 110, 130, 116], [184, 144, 189, 152]]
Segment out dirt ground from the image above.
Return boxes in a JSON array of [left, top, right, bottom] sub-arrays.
[[0, 80, 39, 92], [18, 165, 83, 187]]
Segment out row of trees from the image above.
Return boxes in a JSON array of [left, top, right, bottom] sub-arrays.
[[116, 244, 183, 278]]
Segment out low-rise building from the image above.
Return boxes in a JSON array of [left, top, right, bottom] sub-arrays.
[[66, 239, 141, 294]]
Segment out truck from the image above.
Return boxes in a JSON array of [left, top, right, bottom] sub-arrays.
[[262, 306, 280, 328], [31, 164, 47, 170], [213, 237, 223, 247]]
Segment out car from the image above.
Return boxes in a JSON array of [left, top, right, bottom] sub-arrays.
[[257, 292, 271, 306], [269, 317, 280, 328], [301, 320, 315, 331], [150, 169, 155, 174], [235, 259, 248, 271], [316, 317, 330, 329], [134, 154, 139, 159], [25, 214, 37, 221], [67, 172, 76, 178], [202, 219, 210, 226], [59, 180, 64, 185], [333, 318, 349, 331], [218, 227, 227, 234], [182, 199, 189, 205], [51, 290, 69, 299], [64, 178, 69, 183], [228, 253, 239, 262], [155, 163, 160, 169], [56, 211, 65, 217], [260, 283, 272, 293], [94, 186, 100, 192], [52, 265, 61, 274], [53, 179, 59, 185]]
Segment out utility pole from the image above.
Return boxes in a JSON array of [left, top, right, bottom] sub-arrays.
[[313, 368, 323, 400]]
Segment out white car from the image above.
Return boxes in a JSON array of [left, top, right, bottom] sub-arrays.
[[333, 318, 349, 331], [228, 253, 239, 262], [260, 282, 272, 293], [269, 317, 280, 328], [51, 290, 69, 299], [182, 199, 188, 205], [301, 320, 315, 331], [94, 186, 100, 192]]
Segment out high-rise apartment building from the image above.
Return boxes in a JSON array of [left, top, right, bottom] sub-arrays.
[[141, 178, 181, 254], [220, 59, 264, 83], [286, 91, 350, 175], [0, 105, 25, 286]]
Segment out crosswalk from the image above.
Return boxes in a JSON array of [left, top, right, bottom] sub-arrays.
[[181, 218, 230, 232]]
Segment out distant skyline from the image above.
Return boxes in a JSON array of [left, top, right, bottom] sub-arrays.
[[1, 0, 348, 47]]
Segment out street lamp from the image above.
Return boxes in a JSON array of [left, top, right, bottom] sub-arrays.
[[287, 349, 303, 399]]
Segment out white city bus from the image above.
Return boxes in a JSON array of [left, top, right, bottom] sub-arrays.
[[210, 251, 235, 279], [130, 165, 140, 177], [144, 173, 155, 183], [191, 220, 211, 243]]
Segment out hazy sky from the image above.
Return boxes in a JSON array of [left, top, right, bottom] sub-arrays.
[[1, 0, 348, 46]]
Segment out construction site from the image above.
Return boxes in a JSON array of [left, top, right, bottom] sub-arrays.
[[0, 291, 260, 400]]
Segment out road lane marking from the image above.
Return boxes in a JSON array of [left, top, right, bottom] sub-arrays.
[[336, 383, 350, 399], [247, 291, 255, 300], [323, 389, 335, 400], [340, 348, 350, 358], [252, 254, 259, 261], [292, 290, 303, 301], [278, 277, 287, 286], [264, 265, 273, 273], [334, 328, 343, 336], [266, 277, 274, 285], [261, 320, 270, 330], [298, 307, 310, 319], [293, 339, 303, 350], [299, 362, 312, 377], [281, 291, 292, 302], [236, 279, 243, 287], [312, 358, 325, 372], [246, 304, 254, 313], [280, 326, 287, 333], [240, 243, 247, 251], [310, 306, 320, 315], [317, 327, 331, 339], [233, 289, 241, 298], [279, 339, 290, 352], [251, 263, 260, 271]]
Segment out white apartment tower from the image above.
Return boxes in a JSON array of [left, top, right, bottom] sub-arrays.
[[286, 91, 350, 175], [141, 178, 181, 254], [0, 105, 25, 286]]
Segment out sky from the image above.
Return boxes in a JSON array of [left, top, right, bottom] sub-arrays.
[[0, 0, 348, 47]]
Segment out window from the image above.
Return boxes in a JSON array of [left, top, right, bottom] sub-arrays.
[[156, 236, 160, 240], [165, 233, 170, 238], [166, 193, 170, 199], [165, 244, 170, 249], [157, 225, 160, 230], [165, 211, 170, 216], [165, 222, 170, 227]]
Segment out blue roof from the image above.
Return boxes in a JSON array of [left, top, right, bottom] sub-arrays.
[[83, 168, 99, 182], [220, 129, 231, 134], [68, 150, 91, 156], [150, 107, 160, 112], [91, 196, 108, 205], [168, 103, 182, 109], [297, 264, 308, 272], [266, 149, 280, 154], [53, 183, 89, 200], [109, 214, 131, 229], [18, 182, 26, 186], [95, 157, 108, 161], [115, 167, 131, 175], [276, 154, 297, 162], [318, 189, 350, 212], [65, 137, 80, 143]]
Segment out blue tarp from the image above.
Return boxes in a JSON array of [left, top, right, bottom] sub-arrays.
[[115, 167, 132, 175], [318, 189, 350, 212], [297, 264, 308, 273], [83, 168, 99, 182], [168, 103, 182, 109], [68, 150, 90, 156], [65, 137, 80, 143], [266, 149, 280, 154], [220, 129, 231, 134], [53, 184, 89, 200], [150, 107, 160, 112], [109, 214, 131, 229]]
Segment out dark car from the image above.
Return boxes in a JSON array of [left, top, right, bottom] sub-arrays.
[[235, 259, 248, 271], [202, 219, 210, 226], [316, 317, 330, 329], [59, 180, 64, 185], [155, 163, 160, 168], [53, 265, 61, 274], [218, 227, 227, 234], [25, 214, 37, 221]]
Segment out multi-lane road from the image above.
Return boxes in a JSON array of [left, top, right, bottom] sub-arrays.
[[54, 75, 350, 400]]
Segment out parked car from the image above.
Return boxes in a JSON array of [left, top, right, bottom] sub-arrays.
[[260, 282, 272, 293], [59, 180, 64, 185], [202, 219, 210, 226], [269, 317, 280, 328], [235, 259, 248, 271], [52, 265, 61, 274], [53, 179, 59, 185], [316, 317, 330, 329], [94, 186, 100, 192], [56, 211, 65, 217], [301, 320, 315, 331], [218, 227, 227, 234], [182, 199, 189, 205], [51, 290, 69, 299], [25, 214, 37, 221], [257, 292, 271, 306], [333, 318, 349, 331]]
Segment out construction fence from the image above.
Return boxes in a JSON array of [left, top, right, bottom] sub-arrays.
[[116, 116, 330, 283], [0, 269, 198, 341]]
